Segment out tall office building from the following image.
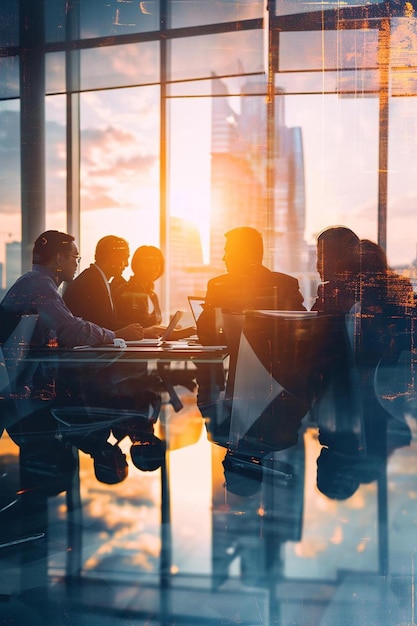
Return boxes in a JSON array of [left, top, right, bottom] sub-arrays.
[[5, 241, 21, 288], [210, 75, 307, 275], [168, 216, 209, 314]]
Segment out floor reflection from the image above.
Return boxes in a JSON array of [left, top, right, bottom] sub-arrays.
[[1, 386, 417, 625]]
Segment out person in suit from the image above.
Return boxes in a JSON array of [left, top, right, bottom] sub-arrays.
[[197, 226, 306, 345], [311, 225, 360, 314], [63, 235, 130, 330], [1, 230, 144, 485], [1, 230, 143, 347], [196, 226, 307, 451]]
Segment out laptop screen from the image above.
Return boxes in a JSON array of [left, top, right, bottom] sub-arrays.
[[188, 297, 205, 324]]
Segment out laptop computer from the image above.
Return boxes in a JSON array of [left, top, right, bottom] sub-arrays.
[[125, 310, 184, 347], [188, 296, 205, 325]]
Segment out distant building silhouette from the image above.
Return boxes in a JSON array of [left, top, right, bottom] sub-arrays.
[[6, 241, 21, 288], [209, 74, 308, 276], [168, 216, 209, 313]]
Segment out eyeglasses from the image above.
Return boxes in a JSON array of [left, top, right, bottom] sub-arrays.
[[69, 254, 81, 265]]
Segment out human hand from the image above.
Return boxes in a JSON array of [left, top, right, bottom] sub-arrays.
[[144, 325, 165, 339], [115, 323, 144, 340], [170, 326, 197, 340]]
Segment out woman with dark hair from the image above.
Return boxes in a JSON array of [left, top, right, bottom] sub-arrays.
[[114, 246, 164, 337], [115, 245, 195, 339]]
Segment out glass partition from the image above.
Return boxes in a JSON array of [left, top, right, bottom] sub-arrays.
[[0, 99, 21, 290], [80, 41, 159, 91], [274, 0, 385, 17], [79, 86, 160, 277], [0, 0, 18, 47], [0, 55, 19, 100], [45, 94, 67, 234], [169, 29, 264, 82], [169, 0, 263, 28]]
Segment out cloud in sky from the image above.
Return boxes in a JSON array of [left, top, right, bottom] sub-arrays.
[[80, 124, 158, 212], [1, 69, 417, 268], [0, 109, 20, 213]]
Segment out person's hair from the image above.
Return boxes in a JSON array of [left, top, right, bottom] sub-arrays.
[[355, 239, 388, 274], [317, 226, 359, 250], [131, 245, 165, 280], [95, 236, 129, 265], [224, 226, 263, 264], [32, 230, 75, 265], [317, 226, 359, 274]]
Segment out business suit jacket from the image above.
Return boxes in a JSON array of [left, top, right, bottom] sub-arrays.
[[197, 264, 305, 345], [63, 264, 118, 330]]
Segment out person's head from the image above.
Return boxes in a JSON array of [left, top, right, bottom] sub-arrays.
[[94, 236, 130, 280], [355, 239, 388, 275], [223, 226, 264, 274], [316, 226, 359, 282], [131, 246, 164, 283], [32, 230, 79, 283]]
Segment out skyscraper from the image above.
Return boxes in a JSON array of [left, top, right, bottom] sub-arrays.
[[210, 74, 307, 275], [5, 241, 21, 289]]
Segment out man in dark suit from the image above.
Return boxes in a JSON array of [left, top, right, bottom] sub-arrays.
[[197, 226, 306, 345], [196, 227, 307, 452], [63, 235, 130, 329]]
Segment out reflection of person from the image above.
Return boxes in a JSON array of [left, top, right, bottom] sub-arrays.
[[314, 235, 413, 496], [197, 227, 307, 451], [197, 226, 306, 345], [63, 235, 130, 330], [312, 225, 359, 314], [0, 230, 144, 348], [114, 245, 195, 339]]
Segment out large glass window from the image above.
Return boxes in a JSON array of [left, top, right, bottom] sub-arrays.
[[45, 94, 67, 234], [79, 86, 160, 276], [80, 41, 159, 91], [169, 0, 263, 28], [387, 96, 417, 267], [0, 99, 21, 290], [0, 55, 19, 100], [45, 0, 159, 43], [169, 29, 264, 82]]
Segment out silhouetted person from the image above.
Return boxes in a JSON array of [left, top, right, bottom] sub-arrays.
[[197, 227, 307, 453], [0, 230, 144, 347], [0, 231, 145, 486], [314, 236, 413, 495], [312, 225, 360, 314], [352, 239, 413, 455], [115, 245, 163, 331], [63, 235, 130, 330], [114, 245, 195, 339], [197, 226, 306, 345]]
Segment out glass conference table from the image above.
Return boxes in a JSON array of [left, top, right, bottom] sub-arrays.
[[0, 339, 416, 625]]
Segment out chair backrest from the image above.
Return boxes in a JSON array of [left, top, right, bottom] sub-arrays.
[[228, 310, 325, 453], [0, 314, 38, 434], [2, 314, 38, 393]]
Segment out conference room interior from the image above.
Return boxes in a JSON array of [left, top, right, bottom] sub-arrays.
[[1, 1, 417, 624]]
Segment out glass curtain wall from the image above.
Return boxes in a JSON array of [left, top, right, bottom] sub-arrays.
[[1, 1, 417, 301]]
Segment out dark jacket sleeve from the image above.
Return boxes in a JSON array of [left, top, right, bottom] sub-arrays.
[[63, 268, 116, 330]]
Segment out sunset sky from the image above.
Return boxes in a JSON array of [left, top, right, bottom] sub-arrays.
[[1, 10, 417, 272]]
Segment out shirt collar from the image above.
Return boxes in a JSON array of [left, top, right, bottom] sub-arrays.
[[32, 263, 60, 284]]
